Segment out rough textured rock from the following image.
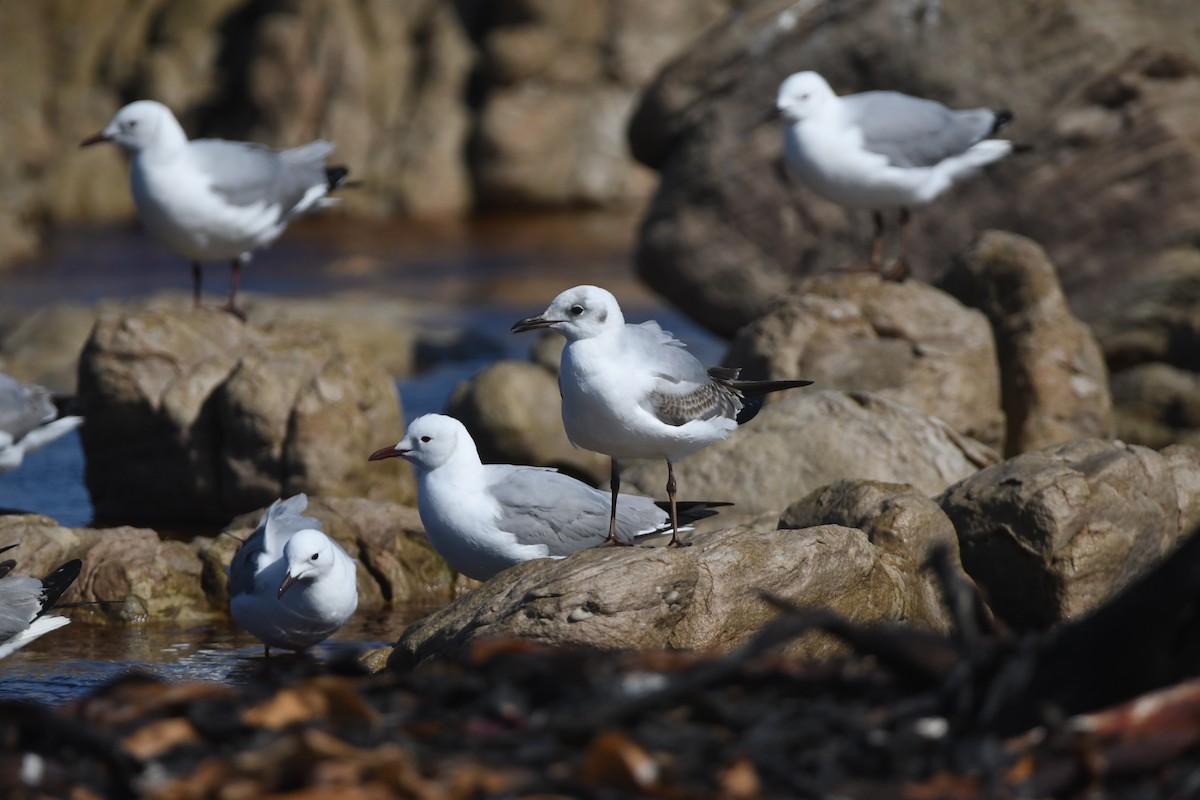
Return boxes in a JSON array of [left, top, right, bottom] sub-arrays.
[[629, 0, 1200, 336], [391, 522, 953, 668], [1, 0, 731, 266], [445, 359, 609, 482], [78, 308, 413, 526], [940, 231, 1113, 455], [623, 390, 998, 520], [938, 439, 1198, 630], [726, 273, 1004, 449], [780, 479, 968, 633], [1090, 249, 1200, 449]]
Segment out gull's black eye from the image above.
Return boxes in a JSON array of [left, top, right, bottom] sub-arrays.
[[128, 120, 138, 128], [570, 304, 584, 316], [310, 553, 319, 561], [420, 435, 431, 443]]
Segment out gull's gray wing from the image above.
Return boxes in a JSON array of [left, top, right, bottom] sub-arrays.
[[0, 374, 56, 444], [842, 91, 1001, 168], [0, 574, 43, 641], [228, 494, 322, 596], [622, 324, 743, 427], [486, 466, 670, 554], [189, 139, 334, 216]]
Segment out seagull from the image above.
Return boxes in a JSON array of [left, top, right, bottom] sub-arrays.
[[228, 494, 358, 656], [80, 100, 349, 316], [0, 544, 83, 659], [512, 285, 811, 547], [0, 373, 83, 474], [774, 70, 1013, 280], [368, 414, 728, 580]]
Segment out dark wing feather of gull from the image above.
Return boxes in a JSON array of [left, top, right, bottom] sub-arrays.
[[621, 321, 744, 427], [842, 91, 1001, 168], [0, 374, 56, 444], [189, 139, 335, 218], [228, 494, 323, 596], [486, 466, 672, 554]]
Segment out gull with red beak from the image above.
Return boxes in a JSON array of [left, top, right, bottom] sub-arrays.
[[228, 494, 357, 656], [80, 100, 349, 316], [512, 285, 812, 547]]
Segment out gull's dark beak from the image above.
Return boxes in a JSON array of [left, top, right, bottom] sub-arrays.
[[757, 105, 783, 126], [79, 131, 110, 148], [368, 445, 408, 461], [511, 315, 557, 334], [278, 572, 299, 598]]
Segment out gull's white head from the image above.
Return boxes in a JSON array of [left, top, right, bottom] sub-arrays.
[[368, 413, 474, 473], [511, 284, 625, 342], [80, 100, 186, 154], [278, 528, 340, 599], [775, 71, 838, 122]]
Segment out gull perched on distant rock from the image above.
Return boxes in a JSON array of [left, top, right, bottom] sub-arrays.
[[0, 544, 83, 659], [228, 494, 358, 656], [0, 373, 82, 474], [81, 100, 349, 315], [775, 70, 1013, 279], [512, 285, 811, 547], [369, 414, 726, 580]]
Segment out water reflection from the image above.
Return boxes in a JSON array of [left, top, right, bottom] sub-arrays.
[[0, 607, 420, 705]]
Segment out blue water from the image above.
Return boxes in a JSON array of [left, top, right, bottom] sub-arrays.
[[0, 213, 725, 701]]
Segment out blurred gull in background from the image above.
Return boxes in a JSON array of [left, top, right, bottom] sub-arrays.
[[0, 544, 83, 659], [0, 374, 82, 474]]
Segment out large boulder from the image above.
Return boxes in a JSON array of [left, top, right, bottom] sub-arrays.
[[726, 273, 1004, 449], [939, 231, 1113, 455], [938, 439, 1200, 630], [629, 0, 1200, 336], [78, 308, 413, 526], [391, 521, 954, 669], [622, 391, 998, 521]]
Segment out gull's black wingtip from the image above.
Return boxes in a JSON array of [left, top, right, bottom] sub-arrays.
[[325, 166, 351, 191], [992, 109, 1014, 134]]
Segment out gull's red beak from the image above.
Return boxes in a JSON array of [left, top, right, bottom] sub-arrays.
[[511, 315, 557, 333], [368, 445, 407, 461], [277, 572, 299, 598], [79, 132, 110, 148]]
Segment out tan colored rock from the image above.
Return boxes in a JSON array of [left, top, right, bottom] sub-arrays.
[[940, 231, 1113, 455], [726, 273, 1004, 449], [780, 480, 970, 634], [622, 391, 998, 521], [630, 0, 1200, 337], [446, 360, 609, 481], [938, 439, 1195, 629], [78, 308, 413, 525], [1110, 363, 1200, 449], [391, 522, 952, 669]]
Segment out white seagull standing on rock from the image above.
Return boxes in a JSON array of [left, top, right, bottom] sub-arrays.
[[368, 414, 728, 581], [0, 544, 83, 659], [81, 100, 349, 316], [512, 285, 811, 548], [775, 70, 1014, 279], [228, 494, 358, 656], [0, 373, 82, 474]]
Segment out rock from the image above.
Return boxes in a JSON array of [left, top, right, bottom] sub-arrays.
[[78, 308, 413, 526], [725, 273, 1004, 449], [938, 439, 1196, 629], [940, 231, 1113, 455], [0, 304, 97, 395], [391, 522, 953, 669], [622, 391, 998, 521], [0, 515, 214, 625], [1110, 363, 1200, 449], [197, 497, 462, 612], [629, 0, 1200, 336], [780, 480, 968, 633], [446, 359, 609, 482]]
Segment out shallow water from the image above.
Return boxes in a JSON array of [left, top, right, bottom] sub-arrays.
[[0, 211, 725, 702]]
